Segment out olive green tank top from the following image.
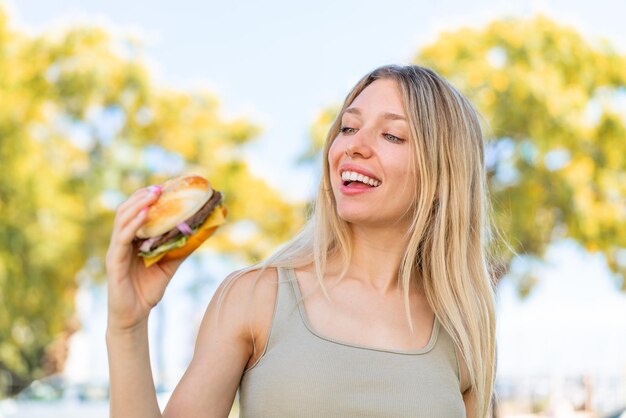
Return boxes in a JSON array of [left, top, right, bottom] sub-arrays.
[[238, 267, 465, 417]]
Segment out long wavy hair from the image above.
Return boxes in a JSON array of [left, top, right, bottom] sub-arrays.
[[227, 64, 497, 417]]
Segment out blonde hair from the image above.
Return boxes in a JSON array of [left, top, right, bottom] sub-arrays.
[[230, 65, 497, 417]]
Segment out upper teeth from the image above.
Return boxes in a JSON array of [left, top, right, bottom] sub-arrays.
[[341, 171, 381, 187]]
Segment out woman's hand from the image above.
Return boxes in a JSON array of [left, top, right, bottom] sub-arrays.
[[105, 185, 187, 332]]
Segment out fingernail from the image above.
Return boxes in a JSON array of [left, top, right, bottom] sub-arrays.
[[148, 185, 162, 194], [141, 206, 149, 215]]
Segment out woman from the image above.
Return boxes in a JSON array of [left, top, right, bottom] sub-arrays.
[[106, 64, 497, 418]]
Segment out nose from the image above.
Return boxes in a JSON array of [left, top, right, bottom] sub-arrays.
[[345, 128, 373, 159]]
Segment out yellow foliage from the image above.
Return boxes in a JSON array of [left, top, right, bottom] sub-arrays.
[[414, 15, 626, 289], [0, 6, 304, 394], [311, 16, 626, 286]]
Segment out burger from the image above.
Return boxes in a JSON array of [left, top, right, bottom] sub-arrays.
[[134, 175, 227, 267]]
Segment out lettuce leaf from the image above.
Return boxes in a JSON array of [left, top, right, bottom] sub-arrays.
[[138, 233, 189, 258]]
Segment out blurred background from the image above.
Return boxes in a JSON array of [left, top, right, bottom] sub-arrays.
[[1, 0, 625, 417]]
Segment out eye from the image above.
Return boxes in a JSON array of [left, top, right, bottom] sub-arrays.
[[383, 133, 405, 143], [340, 126, 357, 134]]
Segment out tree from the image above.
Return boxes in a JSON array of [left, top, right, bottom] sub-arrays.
[[0, 8, 304, 396], [306, 16, 626, 295], [416, 15, 626, 294]]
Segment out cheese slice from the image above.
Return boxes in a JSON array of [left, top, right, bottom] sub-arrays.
[[142, 206, 227, 267]]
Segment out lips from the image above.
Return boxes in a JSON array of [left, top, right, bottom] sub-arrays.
[[338, 164, 382, 188], [341, 171, 381, 187]]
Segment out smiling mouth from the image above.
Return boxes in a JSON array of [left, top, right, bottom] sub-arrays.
[[341, 170, 381, 187]]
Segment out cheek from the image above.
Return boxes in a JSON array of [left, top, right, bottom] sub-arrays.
[[327, 138, 343, 168]]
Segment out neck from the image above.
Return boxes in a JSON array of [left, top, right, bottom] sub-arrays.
[[329, 223, 415, 294]]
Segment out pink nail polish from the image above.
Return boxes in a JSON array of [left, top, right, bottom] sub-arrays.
[[148, 185, 162, 194]]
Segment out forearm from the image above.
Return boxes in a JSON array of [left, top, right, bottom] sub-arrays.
[[107, 319, 162, 418]]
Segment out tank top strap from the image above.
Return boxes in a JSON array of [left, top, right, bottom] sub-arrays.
[[276, 266, 301, 317], [256, 267, 306, 357]]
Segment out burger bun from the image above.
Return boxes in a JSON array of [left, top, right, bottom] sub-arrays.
[[136, 175, 214, 239]]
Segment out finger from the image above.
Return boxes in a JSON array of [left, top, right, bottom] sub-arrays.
[[115, 206, 150, 246], [115, 187, 149, 214], [115, 185, 162, 221], [105, 227, 135, 269], [109, 205, 148, 253], [116, 185, 161, 218], [116, 188, 161, 230], [106, 213, 147, 271], [108, 185, 162, 269], [105, 242, 134, 276], [106, 246, 135, 279]]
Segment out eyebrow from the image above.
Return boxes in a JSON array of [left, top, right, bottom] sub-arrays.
[[343, 107, 407, 121]]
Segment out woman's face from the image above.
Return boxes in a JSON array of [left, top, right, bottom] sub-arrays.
[[328, 79, 416, 229]]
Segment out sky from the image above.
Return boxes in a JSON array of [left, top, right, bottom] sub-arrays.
[[8, 0, 626, 202], [5, 0, 626, 390]]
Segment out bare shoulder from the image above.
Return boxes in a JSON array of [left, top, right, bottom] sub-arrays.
[[214, 267, 279, 368], [216, 267, 279, 317], [215, 266, 278, 299]]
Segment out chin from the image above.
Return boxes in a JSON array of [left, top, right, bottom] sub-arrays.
[[336, 205, 412, 230], [336, 208, 375, 226]]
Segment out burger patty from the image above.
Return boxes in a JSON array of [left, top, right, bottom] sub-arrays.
[[143, 191, 222, 251]]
